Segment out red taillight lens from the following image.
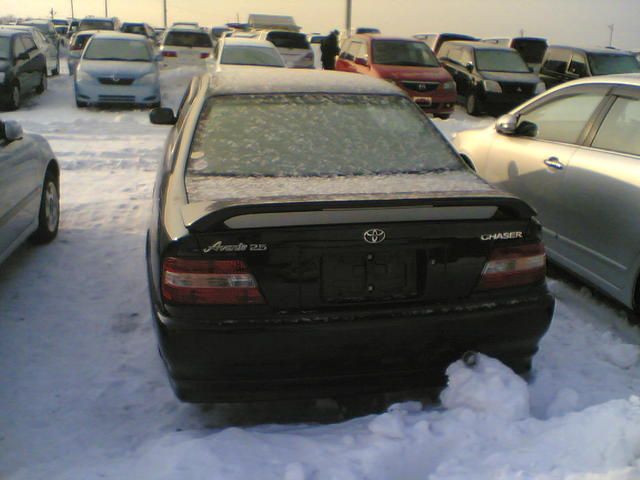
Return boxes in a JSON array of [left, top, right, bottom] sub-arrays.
[[70, 44, 83, 51], [476, 243, 546, 290], [162, 51, 177, 57], [162, 257, 265, 305], [200, 52, 210, 59]]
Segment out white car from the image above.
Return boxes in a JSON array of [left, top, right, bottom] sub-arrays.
[[255, 30, 314, 68], [159, 26, 214, 67], [214, 37, 285, 68]]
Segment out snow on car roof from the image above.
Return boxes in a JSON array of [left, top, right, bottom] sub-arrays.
[[222, 37, 278, 48], [208, 68, 406, 96], [90, 31, 150, 41]]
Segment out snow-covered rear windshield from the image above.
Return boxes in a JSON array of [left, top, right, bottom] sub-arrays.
[[84, 39, 152, 61], [187, 94, 461, 178], [221, 46, 284, 67], [164, 31, 212, 48], [588, 53, 640, 75], [476, 50, 529, 73], [0, 38, 10, 60], [78, 20, 114, 31]]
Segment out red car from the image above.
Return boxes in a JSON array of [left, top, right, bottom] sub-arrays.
[[336, 35, 456, 119]]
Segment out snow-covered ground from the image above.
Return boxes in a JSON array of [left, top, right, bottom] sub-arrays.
[[1, 64, 640, 480]]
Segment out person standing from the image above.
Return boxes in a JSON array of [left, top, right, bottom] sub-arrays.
[[321, 30, 340, 70]]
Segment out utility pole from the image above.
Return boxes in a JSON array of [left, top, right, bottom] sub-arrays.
[[105, 0, 108, 17], [163, 0, 167, 28], [49, 8, 55, 19], [346, 0, 352, 37], [70, 0, 75, 19], [608, 24, 614, 47], [519, 28, 524, 37]]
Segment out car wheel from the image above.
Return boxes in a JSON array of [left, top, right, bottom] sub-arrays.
[[466, 93, 481, 116], [76, 98, 87, 108], [7, 83, 20, 110], [52, 56, 60, 76], [29, 170, 60, 244], [35, 71, 47, 94]]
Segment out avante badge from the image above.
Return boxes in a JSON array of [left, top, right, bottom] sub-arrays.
[[363, 228, 386, 244]]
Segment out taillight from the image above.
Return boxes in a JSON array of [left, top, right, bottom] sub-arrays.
[[162, 257, 264, 305], [70, 44, 83, 51], [162, 51, 177, 57], [200, 52, 210, 59], [476, 243, 546, 290]]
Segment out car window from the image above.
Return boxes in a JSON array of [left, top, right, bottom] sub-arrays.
[[371, 40, 439, 67], [79, 20, 114, 31], [13, 37, 27, 57], [84, 38, 151, 61], [591, 97, 640, 156], [542, 48, 571, 74], [32, 31, 47, 49], [221, 45, 284, 67], [266, 32, 309, 50], [512, 39, 547, 64], [339, 39, 352, 59], [21, 35, 37, 52], [122, 25, 148, 36], [352, 41, 366, 60], [518, 92, 606, 144], [0, 37, 11, 60], [186, 94, 462, 179], [475, 50, 529, 72], [164, 31, 212, 48], [568, 52, 588, 77], [587, 53, 640, 75]]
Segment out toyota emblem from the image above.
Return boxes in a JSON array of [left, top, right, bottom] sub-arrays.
[[363, 228, 386, 244]]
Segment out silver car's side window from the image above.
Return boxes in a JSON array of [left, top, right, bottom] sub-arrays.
[[591, 97, 640, 156], [517, 93, 606, 144]]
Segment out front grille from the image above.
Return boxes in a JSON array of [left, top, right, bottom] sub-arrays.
[[98, 95, 136, 103], [499, 83, 534, 95], [98, 77, 135, 86], [400, 81, 440, 93]]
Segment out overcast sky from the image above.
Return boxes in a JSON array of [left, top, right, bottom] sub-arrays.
[[3, 0, 640, 49]]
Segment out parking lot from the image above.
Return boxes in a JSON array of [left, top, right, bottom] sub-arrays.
[[1, 65, 640, 479]]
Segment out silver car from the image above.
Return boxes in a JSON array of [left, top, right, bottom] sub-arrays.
[[0, 120, 59, 265], [453, 74, 640, 313], [74, 32, 161, 108]]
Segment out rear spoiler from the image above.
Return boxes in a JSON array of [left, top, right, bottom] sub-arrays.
[[182, 192, 537, 232]]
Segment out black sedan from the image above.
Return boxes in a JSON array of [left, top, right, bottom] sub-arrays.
[[146, 68, 554, 402], [0, 29, 48, 109]]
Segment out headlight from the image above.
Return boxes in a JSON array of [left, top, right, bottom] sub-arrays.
[[442, 80, 456, 91], [137, 72, 158, 85], [482, 80, 502, 93], [75, 70, 94, 82], [534, 82, 546, 95], [0, 72, 5, 83]]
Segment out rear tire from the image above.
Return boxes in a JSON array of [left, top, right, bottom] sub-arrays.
[[35, 71, 47, 94], [466, 93, 481, 116], [30, 170, 60, 244], [6, 83, 20, 110]]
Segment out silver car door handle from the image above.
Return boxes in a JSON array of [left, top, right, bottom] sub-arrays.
[[543, 157, 564, 170]]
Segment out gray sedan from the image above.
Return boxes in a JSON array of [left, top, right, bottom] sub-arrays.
[[453, 74, 640, 313], [74, 32, 161, 108], [0, 120, 60, 265]]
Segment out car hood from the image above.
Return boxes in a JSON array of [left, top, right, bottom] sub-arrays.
[[479, 71, 540, 84], [373, 64, 452, 82], [79, 60, 156, 78]]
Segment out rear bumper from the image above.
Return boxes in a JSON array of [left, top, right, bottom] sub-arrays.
[[153, 291, 554, 402]]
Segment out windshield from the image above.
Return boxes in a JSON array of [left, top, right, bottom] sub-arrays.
[[372, 40, 439, 67], [588, 53, 640, 75], [72, 34, 93, 50], [78, 20, 114, 32], [475, 50, 529, 72], [0, 37, 10, 60], [83, 38, 151, 61], [55, 26, 67, 34], [122, 25, 147, 36], [266, 32, 309, 50], [164, 31, 212, 47], [221, 45, 284, 67], [186, 94, 461, 178]]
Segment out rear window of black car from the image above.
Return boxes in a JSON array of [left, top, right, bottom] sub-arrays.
[[186, 94, 461, 178], [164, 31, 212, 48], [512, 39, 547, 64], [266, 32, 309, 50], [78, 20, 114, 31], [587, 53, 640, 75]]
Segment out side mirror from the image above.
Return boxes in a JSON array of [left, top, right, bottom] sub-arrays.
[[149, 107, 176, 125], [515, 120, 538, 137], [495, 114, 518, 135], [465, 62, 474, 72], [3, 121, 23, 141], [355, 56, 369, 67]]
